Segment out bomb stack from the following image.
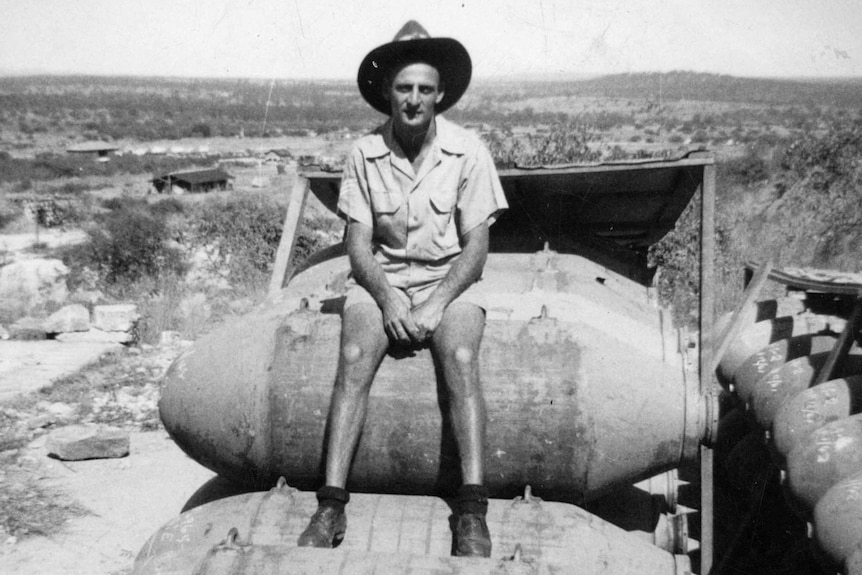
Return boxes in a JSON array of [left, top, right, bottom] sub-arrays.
[[714, 273, 862, 575]]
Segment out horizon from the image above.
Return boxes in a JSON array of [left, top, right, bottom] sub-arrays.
[[2, 1, 861, 81], [3, 69, 862, 85]]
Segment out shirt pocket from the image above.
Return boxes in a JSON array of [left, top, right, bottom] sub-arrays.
[[370, 190, 403, 216], [428, 187, 459, 252]]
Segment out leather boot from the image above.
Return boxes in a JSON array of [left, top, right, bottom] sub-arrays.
[[297, 486, 349, 548], [453, 484, 491, 557], [454, 512, 492, 557]]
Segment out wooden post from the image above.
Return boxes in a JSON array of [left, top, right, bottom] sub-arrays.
[[700, 162, 716, 575], [710, 260, 774, 374], [268, 174, 309, 296]]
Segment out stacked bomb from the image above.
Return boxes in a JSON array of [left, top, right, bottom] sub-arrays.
[[715, 292, 862, 574]]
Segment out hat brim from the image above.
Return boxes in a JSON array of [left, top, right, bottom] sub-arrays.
[[357, 37, 472, 116]]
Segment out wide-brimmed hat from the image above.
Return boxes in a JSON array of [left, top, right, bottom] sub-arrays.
[[357, 20, 472, 116]]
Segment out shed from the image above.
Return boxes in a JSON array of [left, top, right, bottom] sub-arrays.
[[151, 168, 234, 194], [66, 141, 119, 161]]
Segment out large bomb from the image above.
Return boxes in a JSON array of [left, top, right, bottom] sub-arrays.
[[161, 251, 710, 499]]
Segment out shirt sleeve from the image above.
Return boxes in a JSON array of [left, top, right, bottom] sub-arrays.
[[457, 141, 508, 235], [336, 146, 373, 227]]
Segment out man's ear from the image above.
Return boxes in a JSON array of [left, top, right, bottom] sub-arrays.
[[435, 90, 445, 105]]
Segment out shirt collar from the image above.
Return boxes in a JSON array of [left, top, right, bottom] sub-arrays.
[[360, 116, 466, 159]]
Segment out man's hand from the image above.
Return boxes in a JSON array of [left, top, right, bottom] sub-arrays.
[[411, 296, 446, 341], [381, 289, 423, 345]]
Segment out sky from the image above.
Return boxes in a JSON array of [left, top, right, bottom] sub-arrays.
[[2, 0, 861, 80]]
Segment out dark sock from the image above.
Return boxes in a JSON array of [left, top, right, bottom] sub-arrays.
[[316, 485, 350, 514], [457, 484, 489, 515]]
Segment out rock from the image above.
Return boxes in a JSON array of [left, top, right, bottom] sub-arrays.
[[8, 317, 47, 340], [92, 304, 139, 332], [44, 304, 90, 333], [55, 328, 132, 344], [0, 259, 69, 316], [46, 424, 130, 460], [0, 324, 9, 340]]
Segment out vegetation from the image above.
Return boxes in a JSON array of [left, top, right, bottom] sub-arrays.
[[649, 120, 862, 325], [2, 72, 860, 145]]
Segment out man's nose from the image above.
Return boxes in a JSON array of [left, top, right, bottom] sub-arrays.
[[407, 88, 420, 105]]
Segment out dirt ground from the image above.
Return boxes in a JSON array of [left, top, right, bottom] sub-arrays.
[[2, 430, 215, 575], [0, 332, 218, 575]]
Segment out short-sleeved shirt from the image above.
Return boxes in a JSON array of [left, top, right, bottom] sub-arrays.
[[337, 116, 508, 297]]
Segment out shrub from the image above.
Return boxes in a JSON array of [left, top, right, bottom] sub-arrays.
[[31, 198, 85, 228], [190, 193, 285, 289], [67, 205, 186, 286], [149, 197, 185, 217], [719, 149, 770, 187]]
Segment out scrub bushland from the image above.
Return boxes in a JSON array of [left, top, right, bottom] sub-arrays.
[[649, 120, 862, 326], [57, 192, 337, 344]]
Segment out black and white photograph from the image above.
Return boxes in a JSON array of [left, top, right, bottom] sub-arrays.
[[2, 1, 862, 573]]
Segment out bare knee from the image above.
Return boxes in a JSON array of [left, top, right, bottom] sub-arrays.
[[341, 341, 365, 365], [452, 345, 476, 367]]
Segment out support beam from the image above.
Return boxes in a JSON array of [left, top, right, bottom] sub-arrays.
[[268, 174, 310, 296], [710, 260, 774, 374], [699, 163, 716, 575]]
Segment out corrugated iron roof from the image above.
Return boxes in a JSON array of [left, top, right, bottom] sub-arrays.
[[153, 168, 234, 185], [66, 141, 119, 153]]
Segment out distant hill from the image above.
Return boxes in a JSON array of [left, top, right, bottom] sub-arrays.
[[470, 71, 862, 108]]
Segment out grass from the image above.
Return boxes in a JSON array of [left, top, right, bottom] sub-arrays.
[[0, 346, 168, 540], [0, 465, 89, 539]]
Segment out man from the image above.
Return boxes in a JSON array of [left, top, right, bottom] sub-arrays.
[[298, 21, 507, 558]]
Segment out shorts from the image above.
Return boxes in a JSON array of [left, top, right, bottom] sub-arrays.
[[343, 274, 488, 311]]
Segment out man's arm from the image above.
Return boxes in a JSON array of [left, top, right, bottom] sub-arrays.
[[411, 220, 489, 337], [346, 219, 422, 345]]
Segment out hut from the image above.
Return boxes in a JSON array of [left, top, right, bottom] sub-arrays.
[[151, 168, 234, 194], [66, 141, 119, 162]]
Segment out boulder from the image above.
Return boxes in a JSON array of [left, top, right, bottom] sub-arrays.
[[8, 317, 48, 340], [45, 304, 90, 333], [46, 424, 130, 460], [92, 304, 139, 332], [0, 258, 69, 315]]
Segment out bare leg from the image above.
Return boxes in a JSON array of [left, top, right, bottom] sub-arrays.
[[324, 302, 390, 488], [430, 302, 486, 485]]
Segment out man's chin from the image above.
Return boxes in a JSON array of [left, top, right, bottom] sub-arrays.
[[396, 113, 431, 129]]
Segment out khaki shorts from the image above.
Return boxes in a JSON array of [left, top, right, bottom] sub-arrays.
[[343, 275, 488, 311]]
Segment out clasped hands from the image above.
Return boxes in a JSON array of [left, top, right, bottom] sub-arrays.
[[382, 290, 445, 346]]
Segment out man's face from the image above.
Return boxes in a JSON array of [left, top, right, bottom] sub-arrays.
[[387, 63, 444, 131]]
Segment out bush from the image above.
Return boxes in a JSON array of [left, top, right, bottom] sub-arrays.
[[149, 197, 185, 217], [190, 193, 285, 289], [67, 205, 186, 285], [719, 149, 769, 187]]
